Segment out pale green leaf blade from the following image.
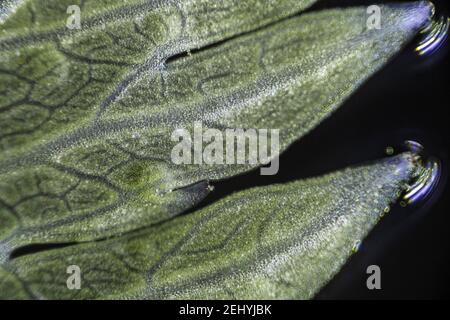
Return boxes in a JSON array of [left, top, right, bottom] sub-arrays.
[[0, 2, 433, 255], [0, 0, 317, 156], [0, 0, 317, 254], [0, 153, 419, 299]]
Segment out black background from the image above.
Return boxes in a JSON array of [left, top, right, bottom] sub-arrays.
[[194, 0, 450, 299]]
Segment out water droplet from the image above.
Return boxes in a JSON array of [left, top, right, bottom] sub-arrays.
[[416, 16, 449, 56], [402, 157, 441, 206], [388, 140, 442, 207], [352, 240, 362, 253], [404, 140, 424, 154], [385, 146, 394, 155], [380, 206, 390, 218]]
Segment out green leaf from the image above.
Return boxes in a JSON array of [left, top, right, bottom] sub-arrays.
[[0, 0, 318, 157], [0, 2, 432, 256], [0, 0, 319, 255], [0, 1, 434, 299], [0, 153, 420, 299]]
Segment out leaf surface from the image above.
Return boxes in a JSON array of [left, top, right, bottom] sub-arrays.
[[0, 2, 433, 254], [0, 1, 434, 299], [0, 153, 419, 299]]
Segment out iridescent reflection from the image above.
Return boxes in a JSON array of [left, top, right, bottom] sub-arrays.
[[402, 158, 441, 206], [416, 16, 449, 56]]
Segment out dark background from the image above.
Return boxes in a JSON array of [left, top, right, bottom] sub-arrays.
[[196, 0, 450, 299]]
